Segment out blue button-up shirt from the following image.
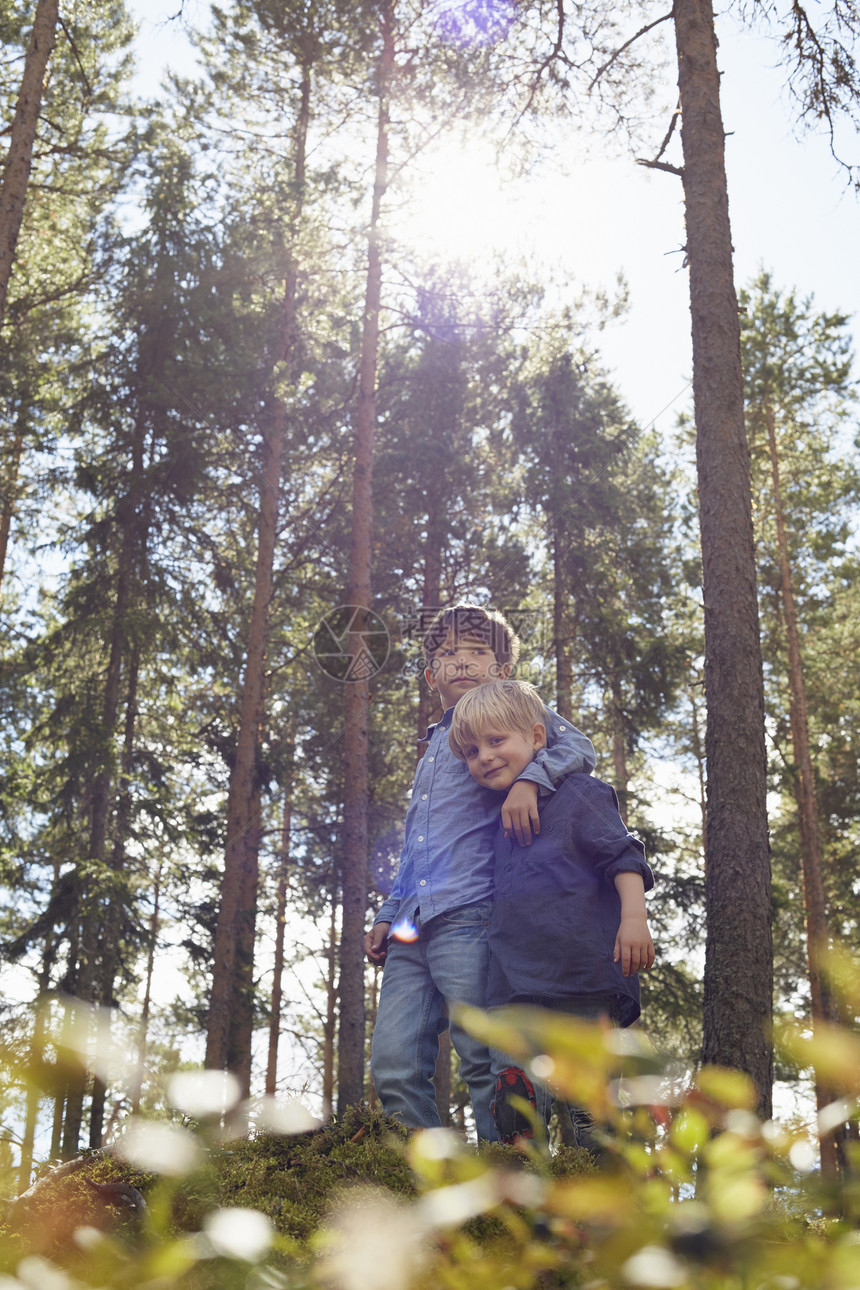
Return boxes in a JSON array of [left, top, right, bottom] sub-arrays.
[[374, 706, 596, 935]]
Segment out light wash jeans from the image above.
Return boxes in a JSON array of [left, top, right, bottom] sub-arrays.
[[370, 900, 498, 1144]]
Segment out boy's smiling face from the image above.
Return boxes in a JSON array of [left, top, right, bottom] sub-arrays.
[[425, 631, 509, 710], [461, 722, 547, 791]]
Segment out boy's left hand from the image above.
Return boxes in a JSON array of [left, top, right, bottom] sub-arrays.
[[502, 780, 540, 846], [614, 917, 656, 977]]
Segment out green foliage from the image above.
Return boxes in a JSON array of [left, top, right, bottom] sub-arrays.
[[4, 970, 860, 1288]]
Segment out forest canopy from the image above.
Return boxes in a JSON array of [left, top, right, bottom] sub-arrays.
[[0, 0, 858, 1197]]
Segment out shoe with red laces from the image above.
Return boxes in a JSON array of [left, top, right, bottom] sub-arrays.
[[491, 1067, 538, 1144]]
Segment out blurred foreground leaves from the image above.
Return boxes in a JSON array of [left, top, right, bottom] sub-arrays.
[[2, 963, 860, 1288]]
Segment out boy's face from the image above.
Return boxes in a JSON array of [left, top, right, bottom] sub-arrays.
[[461, 722, 547, 791], [425, 632, 509, 711]]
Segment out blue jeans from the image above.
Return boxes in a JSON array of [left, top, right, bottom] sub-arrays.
[[370, 901, 498, 1143], [491, 993, 622, 1147]]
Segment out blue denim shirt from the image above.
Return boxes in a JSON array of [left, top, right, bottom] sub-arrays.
[[374, 705, 596, 935]]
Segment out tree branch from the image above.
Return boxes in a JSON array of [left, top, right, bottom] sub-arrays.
[[58, 17, 94, 100], [588, 10, 675, 93], [636, 157, 684, 176], [517, 0, 569, 124]]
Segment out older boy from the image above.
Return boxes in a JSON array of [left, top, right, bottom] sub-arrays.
[[449, 678, 655, 1146], [365, 605, 595, 1142]]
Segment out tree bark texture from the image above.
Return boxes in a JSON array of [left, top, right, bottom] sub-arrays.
[[336, 0, 394, 1113], [323, 893, 338, 1120], [265, 792, 292, 1096], [553, 525, 574, 716], [131, 861, 161, 1116], [0, 404, 26, 596], [764, 402, 837, 1174], [674, 0, 773, 1114], [206, 65, 311, 1089], [610, 675, 629, 825], [416, 545, 443, 755], [0, 0, 59, 327]]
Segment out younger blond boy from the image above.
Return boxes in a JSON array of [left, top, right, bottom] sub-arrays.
[[449, 678, 655, 1146]]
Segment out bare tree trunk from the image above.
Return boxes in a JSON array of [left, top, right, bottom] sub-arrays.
[[19, 973, 53, 1190], [416, 542, 443, 749], [65, 335, 152, 1155], [90, 646, 141, 1147], [207, 65, 311, 1089], [609, 676, 629, 825], [689, 674, 708, 854], [265, 793, 292, 1096], [50, 1086, 65, 1161], [764, 402, 837, 1175], [131, 860, 161, 1116], [366, 966, 378, 1112], [674, 0, 773, 1114], [57, 996, 78, 1159], [337, 1, 394, 1113], [0, 405, 26, 596], [323, 893, 338, 1120], [553, 525, 574, 715], [0, 0, 59, 327]]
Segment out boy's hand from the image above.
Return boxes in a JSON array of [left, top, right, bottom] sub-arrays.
[[364, 923, 390, 966], [614, 917, 656, 977], [502, 780, 540, 846]]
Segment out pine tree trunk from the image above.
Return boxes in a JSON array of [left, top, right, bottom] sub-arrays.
[[674, 0, 773, 1114], [65, 351, 152, 1154], [553, 525, 574, 715], [0, 0, 59, 326], [19, 952, 54, 1191], [0, 406, 26, 596], [323, 893, 338, 1120], [131, 861, 161, 1116], [417, 542, 443, 751], [764, 402, 837, 1175], [90, 645, 141, 1147], [689, 675, 708, 853], [365, 959, 378, 1112], [58, 996, 80, 1159], [610, 676, 629, 825], [337, 2, 394, 1113], [207, 65, 311, 1089], [265, 793, 292, 1097]]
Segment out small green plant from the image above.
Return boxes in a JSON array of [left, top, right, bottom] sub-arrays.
[[2, 953, 860, 1288]]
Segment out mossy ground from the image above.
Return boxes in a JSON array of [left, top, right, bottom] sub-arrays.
[[0, 1107, 596, 1266]]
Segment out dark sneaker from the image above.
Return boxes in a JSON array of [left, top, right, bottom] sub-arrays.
[[491, 1067, 538, 1144]]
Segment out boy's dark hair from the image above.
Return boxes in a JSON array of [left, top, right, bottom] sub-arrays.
[[422, 604, 521, 668]]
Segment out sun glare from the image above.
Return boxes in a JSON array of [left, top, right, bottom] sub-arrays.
[[396, 140, 524, 263]]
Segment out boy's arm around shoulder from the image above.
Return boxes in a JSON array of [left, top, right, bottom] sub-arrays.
[[515, 706, 596, 793], [502, 709, 595, 847]]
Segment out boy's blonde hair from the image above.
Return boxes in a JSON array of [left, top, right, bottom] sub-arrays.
[[449, 679, 545, 761]]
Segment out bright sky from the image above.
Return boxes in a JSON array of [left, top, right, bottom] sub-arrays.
[[130, 1, 859, 442]]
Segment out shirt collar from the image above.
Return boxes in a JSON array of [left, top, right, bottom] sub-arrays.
[[421, 705, 454, 741]]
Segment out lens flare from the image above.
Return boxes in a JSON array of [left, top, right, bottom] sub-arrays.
[[431, 0, 516, 46], [391, 917, 419, 943]]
